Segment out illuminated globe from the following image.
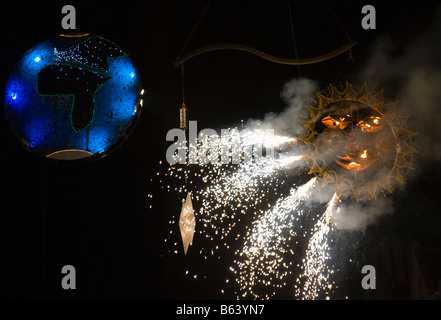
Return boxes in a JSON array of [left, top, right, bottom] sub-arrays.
[[4, 33, 143, 161]]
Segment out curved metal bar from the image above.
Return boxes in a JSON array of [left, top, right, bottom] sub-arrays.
[[173, 39, 358, 67]]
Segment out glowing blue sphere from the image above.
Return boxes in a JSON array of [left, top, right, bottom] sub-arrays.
[[4, 33, 142, 161]]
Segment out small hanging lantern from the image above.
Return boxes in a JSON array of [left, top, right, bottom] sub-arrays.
[[180, 103, 188, 132], [179, 192, 195, 255]]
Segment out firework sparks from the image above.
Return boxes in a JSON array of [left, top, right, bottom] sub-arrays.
[[230, 178, 317, 299], [197, 153, 305, 242], [294, 193, 339, 300], [159, 126, 342, 300], [162, 128, 304, 254]]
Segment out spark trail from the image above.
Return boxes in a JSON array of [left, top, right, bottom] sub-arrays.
[[230, 178, 317, 299], [197, 153, 304, 242], [294, 193, 339, 300]]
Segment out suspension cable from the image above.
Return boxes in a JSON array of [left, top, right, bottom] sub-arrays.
[[288, 1, 301, 78], [176, 1, 212, 60], [181, 63, 186, 107], [128, 0, 154, 56], [327, 1, 352, 41]]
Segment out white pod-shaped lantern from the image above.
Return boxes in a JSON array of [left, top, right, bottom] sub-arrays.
[[179, 192, 195, 255]]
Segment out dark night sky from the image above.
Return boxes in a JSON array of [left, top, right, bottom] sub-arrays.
[[1, 0, 440, 301]]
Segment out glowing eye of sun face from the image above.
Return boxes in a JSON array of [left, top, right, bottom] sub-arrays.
[[321, 115, 350, 130], [360, 150, 368, 159], [358, 116, 383, 133]]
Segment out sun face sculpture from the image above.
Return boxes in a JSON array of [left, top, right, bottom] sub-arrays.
[[300, 81, 417, 200]]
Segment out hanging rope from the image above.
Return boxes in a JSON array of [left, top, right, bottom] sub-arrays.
[[181, 63, 186, 108], [287, 1, 301, 78]]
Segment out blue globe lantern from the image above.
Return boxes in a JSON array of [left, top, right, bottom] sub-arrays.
[[4, 33, 143, 161]]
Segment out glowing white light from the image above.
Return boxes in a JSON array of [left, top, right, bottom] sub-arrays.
[[278, 155, 303, 167], [34, 56, 41, 62]]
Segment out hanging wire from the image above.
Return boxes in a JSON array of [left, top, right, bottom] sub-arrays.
[[326, 1, 361, 83], [287, 1, 301, 78], [180, 63, 189, 186], [334, 49, 362, 83], [128, 0, 155, 56], [327, 1, 352, 41], [348, 49, 361, 72], [174, 2, 213, 189], [181, 63, 186, 107], [334, 51, 351, 83], [176, 1, 212, 60]]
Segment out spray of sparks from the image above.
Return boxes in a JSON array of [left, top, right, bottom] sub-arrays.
[[231, 177, 316, 299], [294, 193, 339, 300], [157, 127, 343, 299]]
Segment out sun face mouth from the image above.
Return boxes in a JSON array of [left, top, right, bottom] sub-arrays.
[[335, 150, 370, 171], [335, 140, 377, 172]]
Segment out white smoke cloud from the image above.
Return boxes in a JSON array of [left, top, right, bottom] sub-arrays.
[[327, 6, 441, 230], [361, 7, 441, 164], [332, 197, 394, 231], [246, 78, 318, 137]]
